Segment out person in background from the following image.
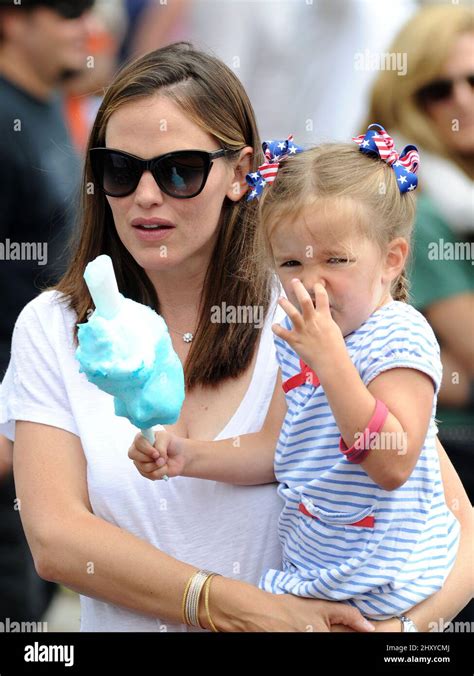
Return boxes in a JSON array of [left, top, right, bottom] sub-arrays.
[[63, 0, 127, 153], [365, 2, 474, 623], [120, 0, 188, 62], [0, 0, 94, 623], [185, 0, 415, 143]]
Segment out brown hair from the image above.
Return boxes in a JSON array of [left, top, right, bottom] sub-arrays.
[[365, 4, 474, 175], [53, 42, 272, 390], [257, 144, 416, 302]]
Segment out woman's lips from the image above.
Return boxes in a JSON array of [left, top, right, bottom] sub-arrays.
[[131, 218, 176, 241], [132, 226, 175, 242]]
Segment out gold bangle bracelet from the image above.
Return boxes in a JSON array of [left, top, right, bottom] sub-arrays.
[[203, 573, 221, 632], [187, 570, 213, 627], [182, 570, 216, 628], [181, 571, 197, 626]]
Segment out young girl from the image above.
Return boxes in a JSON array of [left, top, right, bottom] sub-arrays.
[[129, 125, 460, 621]]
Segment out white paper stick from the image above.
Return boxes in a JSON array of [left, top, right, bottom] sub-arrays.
[[141, 425, 169, 481]]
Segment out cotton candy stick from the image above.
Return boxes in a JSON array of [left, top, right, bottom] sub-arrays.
[[83, 255, 169, 480], [83, 255, 122, 320]]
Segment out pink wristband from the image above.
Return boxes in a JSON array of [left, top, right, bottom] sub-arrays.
[[339, 399, 389, 464]]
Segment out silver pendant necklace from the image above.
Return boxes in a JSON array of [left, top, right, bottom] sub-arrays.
[[168, 328, 194, 343]]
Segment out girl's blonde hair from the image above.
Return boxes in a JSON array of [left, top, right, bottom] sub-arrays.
[[257, 144, 416, 302], [365, 4, 474, 171]]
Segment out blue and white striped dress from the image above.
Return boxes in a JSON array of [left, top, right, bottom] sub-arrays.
[[259, 301, 460, 620]]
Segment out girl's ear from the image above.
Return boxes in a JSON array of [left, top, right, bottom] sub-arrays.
[[226, 146, 253, 202], [383, 237, 409, 282]]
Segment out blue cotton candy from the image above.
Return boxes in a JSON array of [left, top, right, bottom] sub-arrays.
[[76, 297, 185, 428]]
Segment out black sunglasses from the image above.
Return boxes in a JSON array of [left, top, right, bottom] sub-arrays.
[[416, 73, 474, 104], [40, 0, 95, 20], [89, 147, 231, 199]]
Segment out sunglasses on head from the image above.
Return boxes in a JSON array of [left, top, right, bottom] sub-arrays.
[[38, 0, 95, 20], [416, 73, 474, 104], [89, 147, 232, 199]]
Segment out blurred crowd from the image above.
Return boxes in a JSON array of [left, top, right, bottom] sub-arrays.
[[0, 0, 472, 628]]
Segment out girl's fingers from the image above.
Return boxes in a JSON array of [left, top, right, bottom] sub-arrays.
[[133, 459, 160, 474], [128, 445, 154, 463], [134, 433, 156, 455], [314, 282, 330, 315], [133, 460, 169, 481], [291, 278, 315, 321], [128, 445, 167, 465], [134, 431, 171, 459], [277, 296, 304, 330], [272, 323, 293, 343]]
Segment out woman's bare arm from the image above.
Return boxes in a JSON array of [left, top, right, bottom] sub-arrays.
[[0, 434, 13, 480], [405, 439, 474, 631], [14, 421, 203, 625], [425, 293, 474, 375], [13, 420, 373, 632]]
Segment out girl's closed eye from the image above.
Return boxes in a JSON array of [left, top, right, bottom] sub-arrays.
[[327, 257, 354, 265]]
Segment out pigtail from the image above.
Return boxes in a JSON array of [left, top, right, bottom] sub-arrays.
[[392, 269, 410, 303]]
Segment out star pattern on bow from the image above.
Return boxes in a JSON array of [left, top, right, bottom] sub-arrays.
[[245, 134, 303, 200], [352, 124, 420, 194]]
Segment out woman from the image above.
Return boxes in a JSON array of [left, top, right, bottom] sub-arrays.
[[1, 43, 472, 632], [365, 4, 474, 546], [367, 4, 474, 237]]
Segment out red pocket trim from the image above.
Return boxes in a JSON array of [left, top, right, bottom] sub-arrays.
[[298, 502, 375, 528]]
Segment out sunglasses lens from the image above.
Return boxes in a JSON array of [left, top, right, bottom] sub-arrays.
[[92, 151, 139, 197], [156, 152, 208, 197], [90, 149, 216, 198], [418, 79, 452, 103]]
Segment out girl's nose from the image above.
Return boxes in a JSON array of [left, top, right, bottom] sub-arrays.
[[301, 274, 326, 291]]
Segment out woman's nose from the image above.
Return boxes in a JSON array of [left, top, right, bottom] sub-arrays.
[[133, 171, 165, 207], [451, 79, 474, 109]]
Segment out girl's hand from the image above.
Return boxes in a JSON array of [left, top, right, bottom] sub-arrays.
[[272, 279, 346, 374], [128, 429, 187, 480]]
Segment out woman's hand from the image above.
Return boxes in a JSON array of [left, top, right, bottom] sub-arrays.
[[210, 575, 376, 632], [273, 595, 376, 633], [128, 429, 188, 480], [221, 583, 376, 632], [331, 617, 399, 632]]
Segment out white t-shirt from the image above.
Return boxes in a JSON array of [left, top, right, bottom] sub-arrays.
[[0, 289, 285, 632]]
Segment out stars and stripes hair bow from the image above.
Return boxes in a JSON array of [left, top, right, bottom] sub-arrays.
[[352, 124, 419, 194], [245, 135, 303, 201]]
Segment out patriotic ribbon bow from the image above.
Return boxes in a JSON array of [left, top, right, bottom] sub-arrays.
[[352, 124, 420, 194], [245, 135, 303, 201]]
